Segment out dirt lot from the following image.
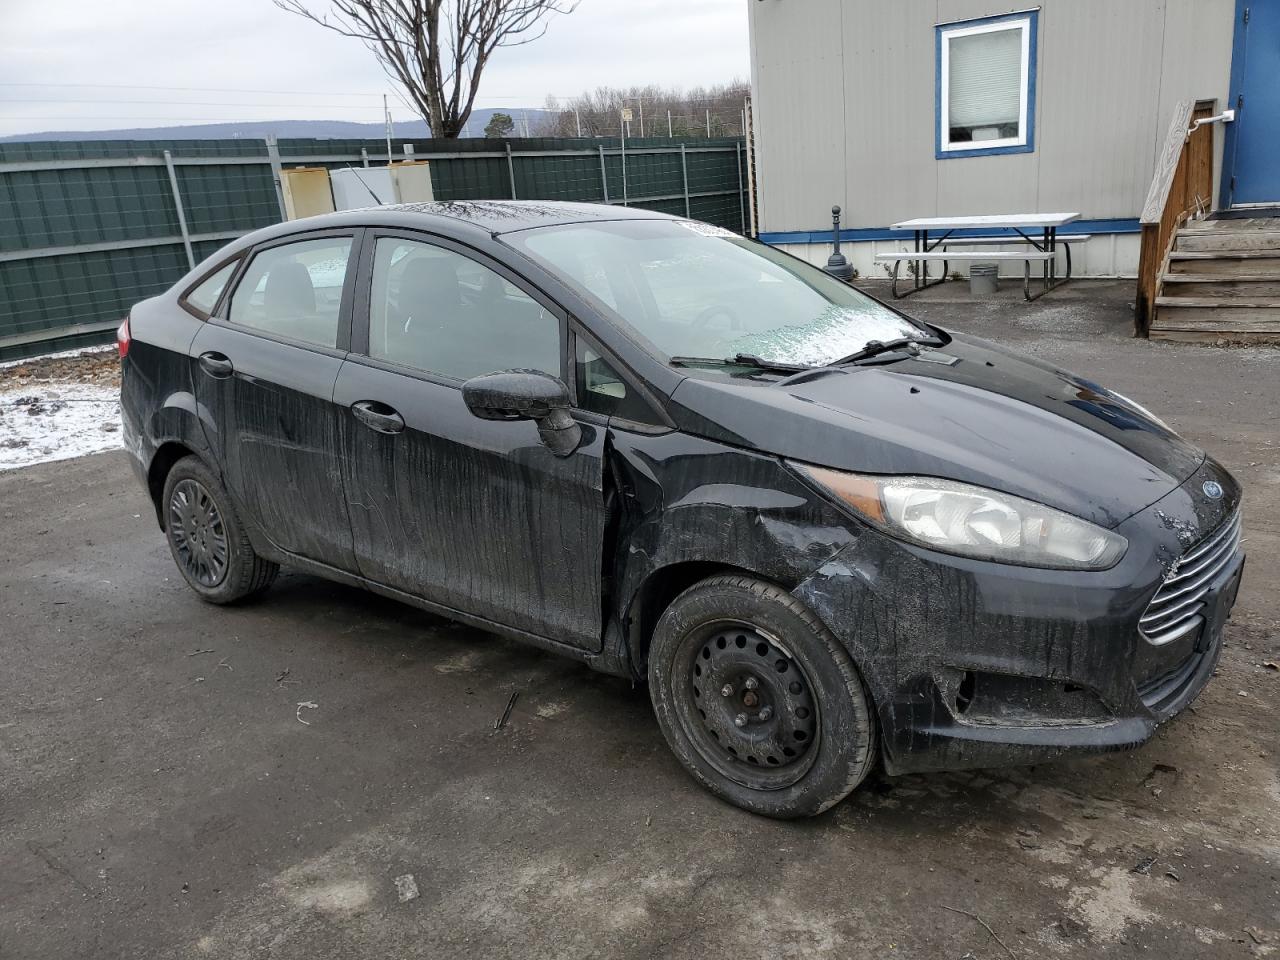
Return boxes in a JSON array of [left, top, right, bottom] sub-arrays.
[[1, 280, 1277, 959]]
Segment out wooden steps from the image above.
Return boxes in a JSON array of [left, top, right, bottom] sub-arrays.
[[1150, 217, 1280, 342]]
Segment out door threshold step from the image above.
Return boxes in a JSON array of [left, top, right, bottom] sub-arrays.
[[1155, 297, 1280, 308], [1169, 250, 1280, 260], [1161, 273, 1280, 283]]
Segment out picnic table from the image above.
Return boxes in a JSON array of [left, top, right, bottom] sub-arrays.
[[876, 212, 1083, 301]]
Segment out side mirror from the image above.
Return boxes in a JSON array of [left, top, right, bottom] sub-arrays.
[[461, 370, 581, 457]]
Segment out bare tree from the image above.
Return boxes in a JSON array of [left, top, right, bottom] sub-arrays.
[[275, 0, 577, 138]]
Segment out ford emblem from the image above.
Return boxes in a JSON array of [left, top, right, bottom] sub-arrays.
[[1202, 480, 1224, 501]]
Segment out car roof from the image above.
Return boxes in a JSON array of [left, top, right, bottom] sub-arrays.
[[378, 200, 680, 234], [218, 200, 682, 257]]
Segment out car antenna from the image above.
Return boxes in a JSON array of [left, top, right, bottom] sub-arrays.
[[344, 166, 383, 205]]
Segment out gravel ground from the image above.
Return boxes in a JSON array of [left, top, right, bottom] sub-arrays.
[[1, 281, 1277, 959]]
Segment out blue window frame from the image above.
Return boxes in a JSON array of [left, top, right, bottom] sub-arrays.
[[935, 9, 1038, 159]]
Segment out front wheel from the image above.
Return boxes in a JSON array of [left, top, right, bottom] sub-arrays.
[[162, 455, 278, 604], [648, 575, 876, 819]]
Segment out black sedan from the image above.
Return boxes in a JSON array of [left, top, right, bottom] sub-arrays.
[[119, 201, 1244, 818]]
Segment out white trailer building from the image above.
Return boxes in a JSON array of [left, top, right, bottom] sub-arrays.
[[748, 0, 1279, 292]]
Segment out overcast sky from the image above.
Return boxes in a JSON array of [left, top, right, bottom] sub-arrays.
[[0, 0, 750, 136]]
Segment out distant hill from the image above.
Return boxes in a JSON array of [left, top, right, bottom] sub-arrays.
[[0, 109, 552, 143]]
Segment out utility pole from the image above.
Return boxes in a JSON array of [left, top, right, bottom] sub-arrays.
[[383, 94, 393, 164], [667, 110, 672, 137], [638, 99, 644, 138], [575, 108, 582, 137], [706, 108, 711, 137]]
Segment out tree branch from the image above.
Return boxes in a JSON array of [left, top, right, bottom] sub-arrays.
[[276, 0, 576, 138]]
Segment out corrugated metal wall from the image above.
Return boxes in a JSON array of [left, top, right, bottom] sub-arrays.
[[748, 0, 1236, 236], [0, 136, 749, 361]]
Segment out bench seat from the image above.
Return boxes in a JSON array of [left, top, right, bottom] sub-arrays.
[[874, 250, 1053, 261], [938, 235, 1092, 246], [873, 246, 1069, 301]]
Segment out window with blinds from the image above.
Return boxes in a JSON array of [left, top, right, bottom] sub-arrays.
[[937, 12, 1036, 156]]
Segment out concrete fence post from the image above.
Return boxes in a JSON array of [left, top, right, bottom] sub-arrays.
[[735, 142, 746, 234], [162, 150, 195, 269], [598, 144, 609, 203], [264, 135, 287, 221], [680, 143, 691, 218]]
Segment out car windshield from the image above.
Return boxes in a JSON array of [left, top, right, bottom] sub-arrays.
[[503, 219, 928, 367]]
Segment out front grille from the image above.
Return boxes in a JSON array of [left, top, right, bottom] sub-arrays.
[[1140, 511, 1241, 646]]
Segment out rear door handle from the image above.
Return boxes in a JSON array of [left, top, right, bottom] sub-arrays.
[[351, 400, 405, 435], [198, 351, 234, 379]]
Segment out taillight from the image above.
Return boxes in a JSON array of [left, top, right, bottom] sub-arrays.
[[117, 315, 131, 359]]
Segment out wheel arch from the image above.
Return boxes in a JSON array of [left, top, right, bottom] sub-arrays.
[[623, 560, 777, 676], [146, 442, 210, 529]]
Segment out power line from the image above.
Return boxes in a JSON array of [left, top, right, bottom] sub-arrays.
[[0, 81, 387, 97], [1, 98, 405, 108], [0, 81, 743, 104]]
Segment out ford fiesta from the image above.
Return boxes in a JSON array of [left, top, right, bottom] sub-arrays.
[[120, 201, 1244, 818]]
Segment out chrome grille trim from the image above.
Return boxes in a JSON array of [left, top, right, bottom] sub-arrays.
[[1140, 511, 1241, 646]]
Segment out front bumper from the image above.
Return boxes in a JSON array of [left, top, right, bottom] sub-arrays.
[[793, 457, 1244, 776]]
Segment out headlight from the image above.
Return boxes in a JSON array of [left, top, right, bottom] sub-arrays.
[[792, 464, 1127, 570]]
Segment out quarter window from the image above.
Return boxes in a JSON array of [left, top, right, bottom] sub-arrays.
[[228, 236, 353, 348], [937, 12, 1036, 157], [184, 260, 238, 316], [368, 237, 561, 381], [574, 340, 656, 423]]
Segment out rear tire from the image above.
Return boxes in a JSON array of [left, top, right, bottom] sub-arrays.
[[648, 574, 876, 819], [161, 456, 278, 604]]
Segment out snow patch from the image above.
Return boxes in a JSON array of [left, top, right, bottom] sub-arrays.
[[0, 384, 122, 471]]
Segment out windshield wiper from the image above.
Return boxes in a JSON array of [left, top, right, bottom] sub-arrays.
[[669, 353, 812, 374], [835, 335, 944, 365]]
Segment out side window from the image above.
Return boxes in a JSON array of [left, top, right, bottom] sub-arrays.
[[368, 236, 561, 381], [228, 236, 353, 348], [574, 340, 658, 424], [184, 260, 238, 316]]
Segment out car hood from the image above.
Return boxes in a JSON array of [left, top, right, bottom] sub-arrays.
[[668, 331, 1205, 529]]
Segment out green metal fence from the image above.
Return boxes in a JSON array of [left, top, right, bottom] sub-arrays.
[[0, 135, 751, 361]]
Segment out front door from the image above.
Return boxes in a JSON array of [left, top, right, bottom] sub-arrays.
[[1226, 0, 1280, 206], [191, 231, 359, 570], [333, 231, 608, 649]]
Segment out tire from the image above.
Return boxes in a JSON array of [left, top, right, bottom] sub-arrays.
[[648, 574, 876, 819], [161, 455, 278, 604]]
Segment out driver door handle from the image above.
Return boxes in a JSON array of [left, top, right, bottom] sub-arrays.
[[198, 351, 234, 379], [351, 400, 405, 435]]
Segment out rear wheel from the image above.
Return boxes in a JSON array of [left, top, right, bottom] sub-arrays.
[[162, 456, 278, 604], [648, 574, 876, 818]]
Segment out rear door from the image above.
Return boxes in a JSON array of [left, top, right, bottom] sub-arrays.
[[191, 229, 360, 570], [333, 230, 608, 649]]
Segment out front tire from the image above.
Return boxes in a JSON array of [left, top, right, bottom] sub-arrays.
[[648, 574, 876, 819], [162, 456, 278, 604]]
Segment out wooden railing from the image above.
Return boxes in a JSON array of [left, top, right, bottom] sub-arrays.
[[1135, 99, 1216, 336]]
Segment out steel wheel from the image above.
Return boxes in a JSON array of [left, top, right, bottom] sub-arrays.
[[167, 478, 230, 588], [672, 620, 821, 791]]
